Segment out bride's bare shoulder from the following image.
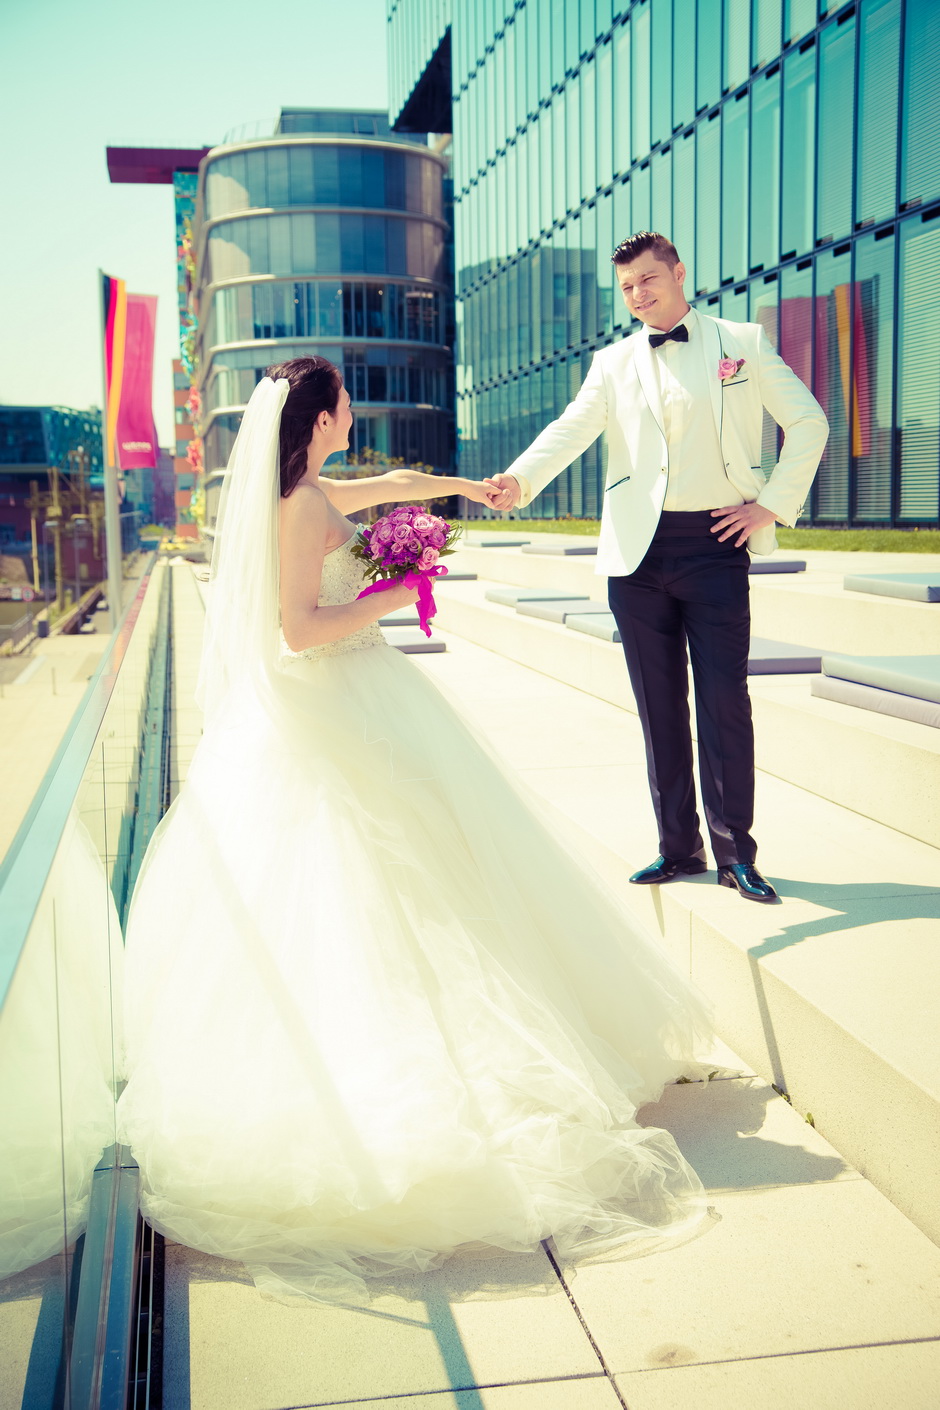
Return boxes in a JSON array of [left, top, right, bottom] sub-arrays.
[[281, 481, 328, 519]]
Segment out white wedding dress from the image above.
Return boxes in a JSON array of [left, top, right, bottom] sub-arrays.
[[118, 529, 717, 1304]]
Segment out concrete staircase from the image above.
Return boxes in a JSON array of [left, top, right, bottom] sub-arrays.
[[434, 540, 940, 1254]]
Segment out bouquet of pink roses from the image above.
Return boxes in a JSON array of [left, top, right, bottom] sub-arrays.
[[352, 506, 461, 637]]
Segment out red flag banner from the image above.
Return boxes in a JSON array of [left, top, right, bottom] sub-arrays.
[[102, 274, 127, 466], [116, 294, 158, 469]]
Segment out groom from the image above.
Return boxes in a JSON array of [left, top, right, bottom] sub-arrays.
[[487, 232, 828, 903]]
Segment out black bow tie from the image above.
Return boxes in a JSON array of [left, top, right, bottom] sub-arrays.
[[649, 324, 689, 349]]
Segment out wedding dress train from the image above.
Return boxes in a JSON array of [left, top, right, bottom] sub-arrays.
[[117, 532, 717, 1304]]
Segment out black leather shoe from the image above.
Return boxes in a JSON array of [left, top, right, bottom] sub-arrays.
[[630, 854, 708, 885], [717, 863, 779, 903]]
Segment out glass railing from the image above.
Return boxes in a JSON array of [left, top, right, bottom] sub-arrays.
[[0, 555, 170, 1410]]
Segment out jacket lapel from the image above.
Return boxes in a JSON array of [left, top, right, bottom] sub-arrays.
[[633, 334, 665, 438], [699, 313, 724, 446]]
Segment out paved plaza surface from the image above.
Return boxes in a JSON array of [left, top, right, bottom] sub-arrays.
[[154, 557, 940, 1410], [2, 550, 938, 1406]]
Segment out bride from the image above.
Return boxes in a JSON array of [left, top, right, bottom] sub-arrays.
[[118, 356, 718, 1305]]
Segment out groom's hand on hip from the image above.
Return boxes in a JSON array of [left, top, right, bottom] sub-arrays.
[[484, 473, 522, 512], [710, 501, 779, 547]]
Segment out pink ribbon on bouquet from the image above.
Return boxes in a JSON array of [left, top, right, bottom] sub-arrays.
[[357, 564, 449, 638]]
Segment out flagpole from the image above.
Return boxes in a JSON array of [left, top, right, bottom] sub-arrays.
[[98, 269, 125, 633]]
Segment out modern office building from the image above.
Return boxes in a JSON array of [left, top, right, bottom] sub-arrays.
[[191, 107, 454, 511], [0, 405, 107, 590], [389, 0, 940, 527]]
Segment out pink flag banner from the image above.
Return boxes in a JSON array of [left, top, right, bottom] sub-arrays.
[[116, 293, 158, 469]]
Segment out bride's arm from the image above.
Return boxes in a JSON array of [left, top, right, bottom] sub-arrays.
[[279, 483, 417, 651], [320, 469, 498, 515]]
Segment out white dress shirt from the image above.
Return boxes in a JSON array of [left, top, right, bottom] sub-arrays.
[[653, 306, 744, 512]]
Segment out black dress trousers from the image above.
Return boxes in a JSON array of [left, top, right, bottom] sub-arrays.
[[607, 510, 757, 868]]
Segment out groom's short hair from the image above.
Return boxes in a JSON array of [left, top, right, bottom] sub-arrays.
[[611, 231, 680, 269]]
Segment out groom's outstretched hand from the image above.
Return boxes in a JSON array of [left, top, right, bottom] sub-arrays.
[[483, 474, 522, 512], [710, 501, 780, 548]]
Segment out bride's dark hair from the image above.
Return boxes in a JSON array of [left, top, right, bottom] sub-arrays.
[[265, 356, 344, 498]]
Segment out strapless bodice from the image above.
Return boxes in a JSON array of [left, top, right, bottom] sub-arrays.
[[280, 530, 384, 663]]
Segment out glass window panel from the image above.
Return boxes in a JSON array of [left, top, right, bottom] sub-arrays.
[[566, 75, 581, 211], [784, 0, 816, 40], [288, 146, 315, 205], [253, 281, 272, 338], [354, 149, 381, 210], [613, 21, 631, 175], [245, 149, 267, 207], [673, 127, 696, 298], [854, 229, 896, 519], [291, 213, 317, 273], [270, 281, 291, 337], [901, 0, 940, 209], [566, 0, 581, 68], [721, 92, 749, 284], [507, 24, 519, 143], [633, 161, 651, 232], [313, 146, 341, 203], [750, 68, 781, 272], [612, 179, 631, 327], [750, 276, 781, 473], [631, 3, 651, 160], [338, 147, 364, 206], [817, 16, 856, 245], [551, 3, 567, 86], [672, 0, 696, 129], [597, 189, 614, 334], [857, 0, 900, 228], [597, 36, 613, 186], [495, 31, 506, 148], [316, 213, 341, 271], [651, 0, 672, 146], [581, 0, 597, 55], [496, 151, 509, 261], [696, 0, 721, 111], [581, 59, 597, 200], [539, 1, 552, 94], [781, 42, 815, 259], [363, 216, 385, 273], [721, 284, 749, 321], [538, 112, 554, 233], [552, 92, 566, 222], [339, 214, 366, 272], [516, 4, 530, 125], [511, 138, 523, 251], [753, 0, 783, 71], [580, 205, 597, 339], [247, 216, 269, 273], [724, 0, 750, 93], [267, 147, 289, 206], [897, 211, 940, 519], [652, 146, 672, 237], [813, 245, 853, 520], [696, 110, 721, 293], [540, 241, 554, 358]]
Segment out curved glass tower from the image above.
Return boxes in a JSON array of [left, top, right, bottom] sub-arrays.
[[193, 110, 453, 491]]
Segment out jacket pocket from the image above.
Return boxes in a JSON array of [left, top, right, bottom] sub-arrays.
[[605, 475, 632, 492], [721, 378, 749, 388]]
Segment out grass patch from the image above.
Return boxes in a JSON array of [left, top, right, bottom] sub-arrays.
[[463, 519, 940, 552]]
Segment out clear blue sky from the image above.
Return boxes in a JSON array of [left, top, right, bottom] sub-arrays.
[[0, 0, 389, 447]]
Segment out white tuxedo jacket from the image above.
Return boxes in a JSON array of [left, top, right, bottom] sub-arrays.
[[506, 314, 829, 576]]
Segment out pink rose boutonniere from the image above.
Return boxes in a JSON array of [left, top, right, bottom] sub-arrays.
[[718, 357, 746, 383]]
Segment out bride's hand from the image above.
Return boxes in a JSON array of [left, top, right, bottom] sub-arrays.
[[388, 580, 421, 609], [460, 478, 501, 507]]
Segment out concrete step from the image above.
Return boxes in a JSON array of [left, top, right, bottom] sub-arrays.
[[432, 581, 940, 848], [450, 541, 940, 657], [415, 632, 940, 1260]]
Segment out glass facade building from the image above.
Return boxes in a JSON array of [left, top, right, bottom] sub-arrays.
[[389, 0, 940, 526], [193, 109, 454, 481]]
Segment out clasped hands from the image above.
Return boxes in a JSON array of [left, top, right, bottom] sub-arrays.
[[474, 474, 522, 512]]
